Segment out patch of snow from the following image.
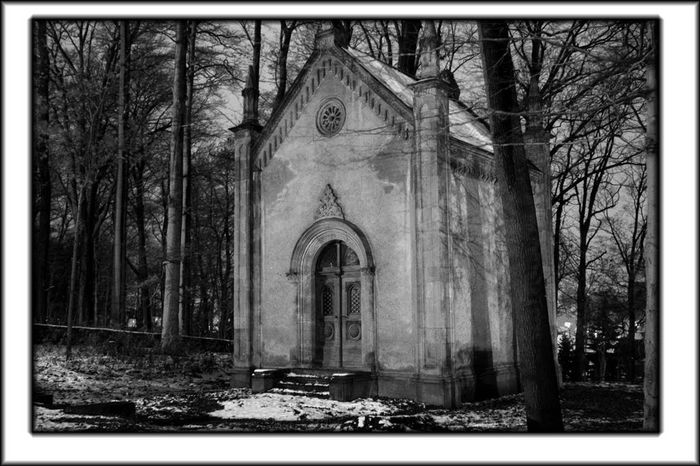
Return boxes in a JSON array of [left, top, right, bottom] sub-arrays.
[[208, 393, 395, 421], [346, 48, 415, 106], [448, 101, 493, 152]]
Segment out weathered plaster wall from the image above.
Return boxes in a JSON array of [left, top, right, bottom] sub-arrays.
[[448, 144, 516, 400], [259, 76, 416, 371]]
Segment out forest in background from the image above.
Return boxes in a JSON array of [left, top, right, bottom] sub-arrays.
[[31, 19, 652, 385]]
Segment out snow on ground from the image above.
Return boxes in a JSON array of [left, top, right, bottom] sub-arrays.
[[32, 345, 644, 432], [34, 405, 123, 432], [209, 392, 396, 421]]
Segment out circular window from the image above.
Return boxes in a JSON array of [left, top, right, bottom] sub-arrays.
[[316, 98, 346, 137]]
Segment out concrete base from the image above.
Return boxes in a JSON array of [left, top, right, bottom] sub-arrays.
[[329, 372, 374, 401], [237, 363, 520, 408], [230, 367, 254, 388], [251, 368, 286, 393], [376, 364, 520, 408]]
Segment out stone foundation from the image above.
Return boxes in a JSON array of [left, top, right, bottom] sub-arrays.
[[237, 364, 521, 408]]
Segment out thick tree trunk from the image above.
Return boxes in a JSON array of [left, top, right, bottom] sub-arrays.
[[523, 30, 561, 384], [33, 20, 52, 324], [643, 21, 658, 432], [161, 20, 188, 353], [332, 20, 353, 48], [478, 20, 563, 432], [179, 21, 196, 337], [397, 20, 421, 77], [112, 20, 130, 329], [252, 20, 261, 91]]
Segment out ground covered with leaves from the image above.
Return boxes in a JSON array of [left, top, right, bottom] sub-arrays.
[[33, 344, 643, 432]]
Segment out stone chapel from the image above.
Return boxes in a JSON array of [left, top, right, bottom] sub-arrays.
[[228, 25, 557, 408]]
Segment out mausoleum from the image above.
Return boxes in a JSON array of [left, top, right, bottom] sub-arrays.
[[229, 26, 556, 407]]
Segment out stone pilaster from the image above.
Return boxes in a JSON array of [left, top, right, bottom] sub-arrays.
[[408, 21, 453, 389], [230, 66, 262, 386]]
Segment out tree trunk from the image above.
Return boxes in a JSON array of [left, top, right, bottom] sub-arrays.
[[332, 20, 353, 48], [252, 20, 261, 91], [160, 177, 168, 319], [523, 28, 561, 384], [179, 21, 196, 337], [112, 20, 130, 329], [643, 20, 658, 432], [274, 21, 294, 109], [161, 20, 188, 353], [626, 274, 636, 381], [133, 155, 151, 331], [397, 20, 421, 77], [66, 189, 85, 360], [382, 21, 393, 66], [33, 20, 52, 324], [573, 240, 588, 381], [78, 185, 97, 326], [478, 20, 563, 432]]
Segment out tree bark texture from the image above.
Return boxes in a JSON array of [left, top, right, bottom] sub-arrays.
[[112, 20, 130, 329], [66, 190, 85, 360], [478, 20, 563, 432], [643, 20, 658, 432], [133, 156, 152, 331], [397, 20, 422, 77], [252, 20, 261, 92], [161, 20, 188, 352], [179, 21, 196, 337], [274, 20, 295, 109], [33, 20, 52, 324]]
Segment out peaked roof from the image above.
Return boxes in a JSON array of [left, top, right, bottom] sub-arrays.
[[252, 44, 493, 168], [345, 48, 493, 153]]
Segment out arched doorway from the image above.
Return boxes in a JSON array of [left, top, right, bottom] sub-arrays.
[[288, 218, 376, 371], [315, 240, 362, 368]]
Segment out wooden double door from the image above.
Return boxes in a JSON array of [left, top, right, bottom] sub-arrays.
[[315, 241, 363, 368]]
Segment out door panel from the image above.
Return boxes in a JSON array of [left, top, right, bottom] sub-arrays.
[[315, 241, 363, 369], [341, 277, 362, 367], [318, 274, 340, 367]]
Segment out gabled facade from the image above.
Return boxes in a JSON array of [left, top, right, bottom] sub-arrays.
[[228, 27, 555, 407]]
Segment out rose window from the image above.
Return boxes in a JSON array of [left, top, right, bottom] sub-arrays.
[[316, 98, 346, 136]]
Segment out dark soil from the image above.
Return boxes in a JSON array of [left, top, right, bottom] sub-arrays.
[[33, 344, 643, 432]]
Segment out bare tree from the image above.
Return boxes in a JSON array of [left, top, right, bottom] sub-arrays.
[[605, 164, 647, 381], [33, 20, 51, 324], [273, 20, 299, 108], [478, 20, 563, 432], [396, 20, 421, 77], [179, 20, 198, 336], [161, 20, 188, 352], [643, 20, 658, 432], [570, 115, 623, 381], [111, 20, 130, 329]]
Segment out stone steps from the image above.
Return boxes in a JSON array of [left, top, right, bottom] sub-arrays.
[[271, 372, 332, 398], [253, 368, 373, 401]]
